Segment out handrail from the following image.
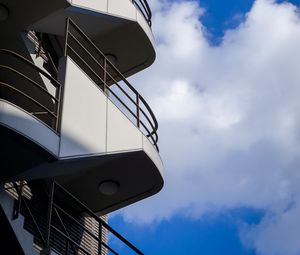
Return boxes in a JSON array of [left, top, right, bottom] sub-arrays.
[[0, 82, 57, 119], [0, 49, 61, 88], [12, 182, 47, 245], [132, 0, 152, 27], [65, 18, 159, 150], [8, 180, 145, 255], [0, 49, 62, 132], [53, 181, 144, 255]]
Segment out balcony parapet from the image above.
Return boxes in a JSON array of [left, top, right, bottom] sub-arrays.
[[0, 49, 62, 132], [64, 18, 159, 151], [0, 19, 163, 213]]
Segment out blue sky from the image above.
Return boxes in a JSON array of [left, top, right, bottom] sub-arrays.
[[110, 0, 300, 254], [110, 208, 264, 255]]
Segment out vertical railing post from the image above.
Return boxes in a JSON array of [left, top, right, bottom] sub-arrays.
[[103, 57, 107, 94], [13, 181, 24, 219], [45, 179, 55, 251], [64, 18, 70, 57], [98, 220, 103, 255], [136, 94, 140, 128], [55, 85, 61, 133]]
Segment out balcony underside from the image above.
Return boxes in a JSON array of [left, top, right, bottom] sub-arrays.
[[29, 4, 155, 77], [0, 124, 55, 184], [19, 150, 163, 215], [0, 100, 163, 214], [1, 0, 155, 78]]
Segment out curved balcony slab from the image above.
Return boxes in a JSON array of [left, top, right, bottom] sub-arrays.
[[27, 0, 155, 77], [0, 100, 57, 183], [54, 57, 163, 213], [0, 57, 163, 214], [0, 99, 60, 156]]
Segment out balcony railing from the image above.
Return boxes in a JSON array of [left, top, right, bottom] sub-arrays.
[[0, 49, 62, 132], [132, 0, 152, 27], [6, 180, 145, 255], [64, 18, 159, 150]]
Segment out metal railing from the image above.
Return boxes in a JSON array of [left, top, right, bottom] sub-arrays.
[[0, 49, 62, 132], [132, 0, 152, 27], [8, 180, 145, 255], [64, 18, 159, 150]]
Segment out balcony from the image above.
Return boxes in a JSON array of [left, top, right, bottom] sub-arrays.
[[1, 0, 155, 80], [0, 19, 163, 214], [2, 180, 146, 255]]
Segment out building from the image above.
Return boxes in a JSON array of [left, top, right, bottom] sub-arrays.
[[0, 0, 164, 254]]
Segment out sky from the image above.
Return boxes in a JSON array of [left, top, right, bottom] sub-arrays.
[[110, 0, 300, 254]]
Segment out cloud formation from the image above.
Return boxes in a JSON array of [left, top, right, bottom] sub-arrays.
[[117, 0, 300, 254]]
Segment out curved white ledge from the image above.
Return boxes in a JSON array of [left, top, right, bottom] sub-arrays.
[[59, 57, 162, 175], [27, 0, 156, 77], [0, 99, 60, 156], [69, 0, 155, 46]]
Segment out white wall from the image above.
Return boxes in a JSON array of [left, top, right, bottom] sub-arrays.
[[59, 57, 146, 157], [59, 58, 107, 158]]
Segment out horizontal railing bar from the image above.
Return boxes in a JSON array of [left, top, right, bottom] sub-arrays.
[[68, 19, 146, 107], [101, 222, 144, 255], [66, 18, 158, 149], [135, 3, 150, 24], [106, 70, 158, 142], [0, 82, 58, 119], [102, 241, 119, 255], [31, 111, 55, 115], [67, 36, 157, 142], [0, 65, 59, 102], [53, 207, 79, 254], [105, 74, 139, 106], [0, 49, 61, 88], [53, 203, 120, 255], [53, 203, 100, 241], [104, 60, 158, 134], [68, 31, 106, 72], [68, 19, 106, 59], [136, 0, 150, 16], [67, 45, 105, 85], [140, 120, 158, 147], [68, 31, 133, 103], [132, 0, 152, 26], [106, 87, 139, 120], [139, 107, 158, 140], [54, 181, 144, 254], [51, 225, 90, 255]]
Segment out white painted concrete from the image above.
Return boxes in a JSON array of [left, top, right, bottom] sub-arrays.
[[108, 0, 136, 20], [59, 57, 162, 174], [69, 0, 107, 13], [0, 100, 59, 156], [106, 99, 143, 152], [136, 10, 155, 46], [59, 58, 107, 158], [143, 135, 163, 175], [0, 57, 163, 178]]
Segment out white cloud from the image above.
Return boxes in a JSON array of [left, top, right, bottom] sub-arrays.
[[116, 0, 300, 254]]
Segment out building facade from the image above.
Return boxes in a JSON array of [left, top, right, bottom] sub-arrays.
[[0, 0, 164, 254]]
